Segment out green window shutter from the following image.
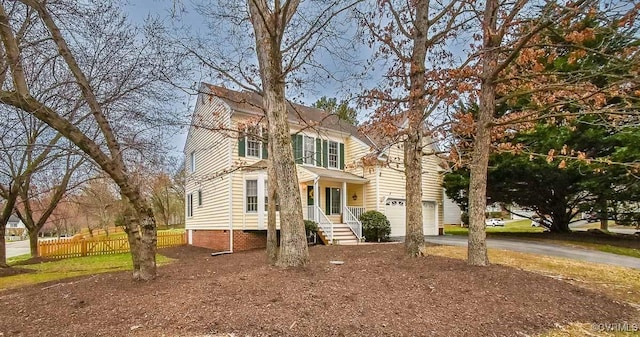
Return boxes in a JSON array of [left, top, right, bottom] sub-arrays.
[[325, 187, 331, 214], [292, 134, 303, 164], [238, 137, 245, 157], [315, 138, 322, 166], [339, 143, 345, 170], [322, 140, 328, 168]]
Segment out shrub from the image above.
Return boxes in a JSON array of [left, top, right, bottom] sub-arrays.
[[359, 210, 391, 242], [461, 212, 469, 227], [304, 220, 319, 235]]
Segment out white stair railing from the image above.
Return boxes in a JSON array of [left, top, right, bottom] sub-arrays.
[[311, 206, 333, 243], [343, 206, 363, 240]]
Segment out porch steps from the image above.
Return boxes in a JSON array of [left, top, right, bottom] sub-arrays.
[[317, 223, 359, 245]]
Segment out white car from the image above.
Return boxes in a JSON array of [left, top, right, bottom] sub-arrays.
[[485, 218, 505, 227]]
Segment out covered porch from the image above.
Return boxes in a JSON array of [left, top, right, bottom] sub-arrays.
[[298, 166, 367, 243]]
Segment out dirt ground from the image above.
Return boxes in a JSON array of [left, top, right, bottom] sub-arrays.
[[0, 244, 635, 337]]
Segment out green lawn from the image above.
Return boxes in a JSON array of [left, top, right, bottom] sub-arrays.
[[1, 253, 173, 290], [444, 219, 544, 235]]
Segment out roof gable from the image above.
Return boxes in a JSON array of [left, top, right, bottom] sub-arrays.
[[205, 83, 372, 146]]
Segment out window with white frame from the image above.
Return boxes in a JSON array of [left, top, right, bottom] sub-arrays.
[[303, 136, 315, 165], [187, 193, 193, 217], [197, 189, 202, 207], [328, 141, 338, 168], [246, 180, 258, 213], [189, 151, 196, 173], [246, 126, 261, 158]]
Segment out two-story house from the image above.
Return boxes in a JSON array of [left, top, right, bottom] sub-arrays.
[[184, 84, 443, 252]]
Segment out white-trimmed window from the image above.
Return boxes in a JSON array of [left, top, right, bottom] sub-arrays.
[[328, 141, 338, 168], [303, 136, 315, 165], [189, 151, 196, 173], [245, 126, 262, 158], [246, 180, 258, 213], [197, 189, 203, 207], [187, 193, 193, 217]]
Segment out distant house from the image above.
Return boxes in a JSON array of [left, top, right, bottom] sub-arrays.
[[5, 214, 26, 238], [183, 84, 444, 252]]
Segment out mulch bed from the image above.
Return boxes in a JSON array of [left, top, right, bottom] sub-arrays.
[[0, 267, 34, 277], [0, 244, 635, 337]]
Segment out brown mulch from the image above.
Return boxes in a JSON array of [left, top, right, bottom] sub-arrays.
[[0, 266, 34, 277], [0, 244, 635, 337]]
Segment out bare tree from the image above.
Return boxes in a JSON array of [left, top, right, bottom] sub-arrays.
[[464, 0, 638, 265], [358, 0, 469, 256], [0, 0, 180, 279], [0, 107, 64, 266]]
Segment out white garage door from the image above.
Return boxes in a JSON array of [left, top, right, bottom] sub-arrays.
[[422, 201, 438, 236], [385, 198, 406, 237], [384, 199, 438, 237]]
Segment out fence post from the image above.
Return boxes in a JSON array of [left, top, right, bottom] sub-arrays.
[[81, 240, 87, 257]]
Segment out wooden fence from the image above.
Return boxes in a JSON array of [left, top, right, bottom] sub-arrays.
[[38, 232, 186, 259]]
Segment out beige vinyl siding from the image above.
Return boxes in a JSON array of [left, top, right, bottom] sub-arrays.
[[296, 166, 316, 184], [230, 116, 284, 230], [344, 136, 369, 170], [362, 166, 379, 212], [378, 144, 407, 206], [376, 143, 444, 226], [184, 94, 232, 230]]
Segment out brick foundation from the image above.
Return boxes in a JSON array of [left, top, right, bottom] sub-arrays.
[[189, 229, 267, 252]]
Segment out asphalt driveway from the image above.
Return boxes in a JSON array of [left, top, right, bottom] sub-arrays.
[[425, 236, 640, 270]]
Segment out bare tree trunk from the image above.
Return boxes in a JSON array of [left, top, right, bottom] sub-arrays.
[[28, 230, 38, 257], [0, 185, 19, 267], [405, 132, 425, 256], [467, 0, 499, 267], [248, 0, 308, 267], [267, 140, 278, 265], [403, 0, 429, 257], [0, 227, 6, 268]]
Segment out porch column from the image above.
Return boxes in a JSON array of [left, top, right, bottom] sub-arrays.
[[342, 181, 347, 216], [314, 178, 319, 223]]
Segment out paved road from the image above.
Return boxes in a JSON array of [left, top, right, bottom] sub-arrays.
[[5, 239, 30, 258], [425, 235, 640, 270]]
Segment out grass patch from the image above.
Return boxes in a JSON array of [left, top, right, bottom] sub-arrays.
[[7, 254, 31, 265], [0, 253, 173, 291]]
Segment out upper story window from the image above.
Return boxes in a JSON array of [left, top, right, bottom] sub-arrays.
[[303, 136, 315, 165], [291, 134, 343, 169], [328, 141, 338, 168], [189, 151, 196, 173], [239, 126, 267, 159]]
